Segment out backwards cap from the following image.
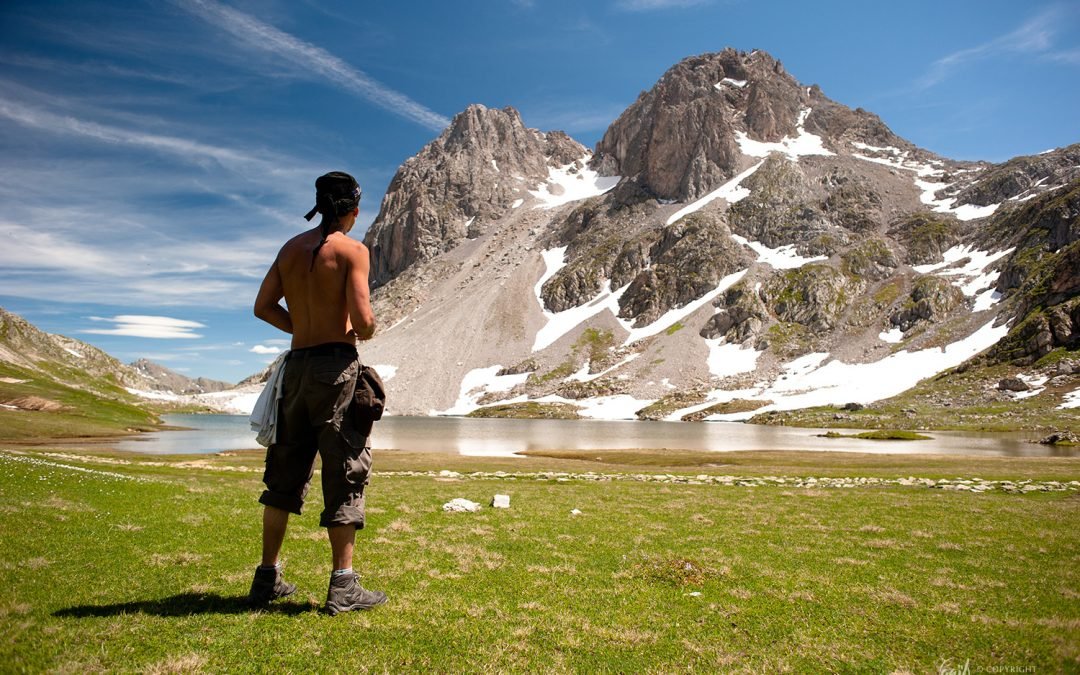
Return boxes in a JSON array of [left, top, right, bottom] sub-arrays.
[[303, 171, 362, 221]]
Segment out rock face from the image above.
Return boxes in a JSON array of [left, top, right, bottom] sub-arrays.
[[762, 264, 864, 333], [591, 50, 745, 202], [728, 157, 840, 255], [617, 212, 751, 326], [326, 48, 1080, 418], [987, 178, 1080, 364], [364, 104, 586, 287], [592, 48, 908, 203], [889, 276, 966, 332]]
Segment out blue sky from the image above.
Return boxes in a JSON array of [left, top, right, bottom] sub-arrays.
[[1, 0, 1077, 383]]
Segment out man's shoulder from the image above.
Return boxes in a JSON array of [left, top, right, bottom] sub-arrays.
[[279, 230, 314, 256], [337, 235, 370, 260]]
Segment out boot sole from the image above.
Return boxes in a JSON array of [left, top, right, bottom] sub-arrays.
[[324, 595, 387, 616]]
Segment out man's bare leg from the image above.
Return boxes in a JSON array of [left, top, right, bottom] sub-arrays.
[[261, 505, 290, 567], [328, 524, 355, 571]]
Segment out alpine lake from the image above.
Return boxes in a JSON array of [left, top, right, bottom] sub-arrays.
[[112, 413, 1077, 457]]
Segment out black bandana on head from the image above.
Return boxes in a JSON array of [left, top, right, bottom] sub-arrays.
[[305, 171, 361, 270]]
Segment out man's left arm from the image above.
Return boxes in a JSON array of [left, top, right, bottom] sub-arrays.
[[254, 259, 293, 334], [345, 242, 376, 340]]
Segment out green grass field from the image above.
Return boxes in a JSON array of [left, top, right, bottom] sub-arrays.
[[1, 446, 1078, 672]]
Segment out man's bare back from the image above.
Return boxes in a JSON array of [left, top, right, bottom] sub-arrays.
[[254, 225, 376, 349]]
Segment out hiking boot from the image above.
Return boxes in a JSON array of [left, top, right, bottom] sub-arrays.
[[248, 564, 297, 605], [324, 571, 386, 616]]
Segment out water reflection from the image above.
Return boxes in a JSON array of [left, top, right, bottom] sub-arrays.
[[107, 414, 1078, 458]]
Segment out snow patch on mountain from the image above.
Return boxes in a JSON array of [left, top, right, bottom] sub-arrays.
[[914, 244, 1014, 307], [705, 339, 761, 378], [371, 364, 398, 381], [735, 108, 834, 159], [714, 77, 747, 89], [1060, 388, 1080, 409], [879, 327, 905, 344], [534, 247, 629, 351], [730, 233, 829, 269], [689, 318, 1010, 421], [666, 160, 762, 225], [436, 366, 532, 416], [529, 157, 621, 209], [850, 144, 1000, 221], [618, 269, 747, 345], [535, 393, 656, 420]]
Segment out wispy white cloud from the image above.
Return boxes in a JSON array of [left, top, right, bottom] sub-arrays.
[[613, 0, 710, 10], [916, 5, 1079, 89], [176, 0, 450, 132], [1046, 47, 1080, 64], [83, 315, 205, 339], [0, 96, 303, 180], [0, 221, 275, 279]]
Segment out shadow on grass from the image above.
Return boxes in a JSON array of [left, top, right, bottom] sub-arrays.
[[54, 593, 317, 618]]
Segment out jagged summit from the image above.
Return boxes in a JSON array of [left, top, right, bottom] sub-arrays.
[[592, 48, 911, 202], [364, 104, 587, 287]]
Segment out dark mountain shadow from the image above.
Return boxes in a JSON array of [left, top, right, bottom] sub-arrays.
[[54, 593, 317, 618]]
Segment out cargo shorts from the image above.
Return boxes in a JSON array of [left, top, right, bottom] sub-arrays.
[[258, 342, 373, 529]]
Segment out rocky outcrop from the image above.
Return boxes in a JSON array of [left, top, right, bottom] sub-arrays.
[[700, 283, 768, 342], [762, 264, 865, 332], [889, 276, 966, 332], [821, 169, 884, 233], [840, 238, 898, 281], [888, 213, 961, 266], [950, 144, 1080, 207], [992, 181, 1080, 293], [540, 181, 659, 312], [617, 212, 751, 326], [980, 181, 1080, 364], [728, 157, 842, 256], [364, 104, 585, 287]]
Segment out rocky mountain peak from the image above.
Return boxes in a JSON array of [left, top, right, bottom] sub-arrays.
[[364, 104, 586, 287], [592, 48, 908, 202]]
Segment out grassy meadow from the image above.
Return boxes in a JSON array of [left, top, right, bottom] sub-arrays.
[[1, 446, 1078, 672]]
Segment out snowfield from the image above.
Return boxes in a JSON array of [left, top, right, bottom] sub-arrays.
[[735, 108, 834, 160], [529, 155, 621, 209]]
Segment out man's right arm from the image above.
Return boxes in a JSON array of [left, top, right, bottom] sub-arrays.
[[345, 242, 376, 340], [254, 258, 293, 335]]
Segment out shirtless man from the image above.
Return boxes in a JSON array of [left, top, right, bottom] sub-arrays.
[[248, 171, 386, 615]]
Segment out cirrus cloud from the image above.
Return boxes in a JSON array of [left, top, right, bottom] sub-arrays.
[[82, 315, 205, 339]]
